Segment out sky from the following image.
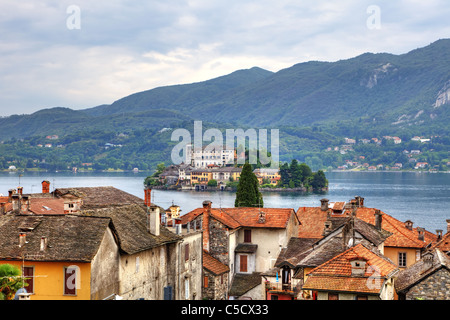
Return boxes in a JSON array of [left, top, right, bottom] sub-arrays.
[[0, 0, 449, 116]]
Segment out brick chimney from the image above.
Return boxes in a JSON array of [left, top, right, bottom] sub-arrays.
[[374, 210, 382, 231], [436, 230, 443, 240], [17, 187, 23, 195], [354, 196, 364, 208], [40, 236, 48, 252], [447, 219, 450, 234], [19, 232, 27, 247], [8, 189, 15, 202], [144, 187, 152, 207], [42, 180, 50, 194], [202, 200, 212, 251]]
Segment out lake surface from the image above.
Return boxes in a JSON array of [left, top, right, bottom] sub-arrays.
[[1, 171, 449, 233]]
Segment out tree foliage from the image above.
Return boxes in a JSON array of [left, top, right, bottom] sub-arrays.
[[235, 163, 263, 208]]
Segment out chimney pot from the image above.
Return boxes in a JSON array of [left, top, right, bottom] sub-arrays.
[[17, 187, 23, 195], [40, 236, 48, 251], [19, 233, 26, 247], [147, 205, 160, 236], [405, 220, 413, 231], [436, 230, 443, 240], [320, 199, 329, 211], [446, 219, 450, 234]]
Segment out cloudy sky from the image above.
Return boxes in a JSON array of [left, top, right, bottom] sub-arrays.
[[0, 0, 449, 116]]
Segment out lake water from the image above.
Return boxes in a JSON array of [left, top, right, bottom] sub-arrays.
[[1, 171, 449, 233]]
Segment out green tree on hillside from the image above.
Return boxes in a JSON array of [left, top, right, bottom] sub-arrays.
[[235, 163, 263, 208]]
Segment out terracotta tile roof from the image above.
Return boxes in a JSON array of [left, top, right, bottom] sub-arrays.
[[0, 214, 112, 262], [296, 205, 434, 249], [296, 207, 330, 239], [429, 232, 450, 253], [28, 198, 65, 215], [351, 208, 430, 248], [303, 243, 398, 294], [203, 250, 230, 276], [181, 207, 297, 229]]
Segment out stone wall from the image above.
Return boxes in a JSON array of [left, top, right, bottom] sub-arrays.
[[203, 270, 228, 300], [406, 268, 450, 300]]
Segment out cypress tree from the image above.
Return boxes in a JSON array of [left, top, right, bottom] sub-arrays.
[[235, 163, 264, 207]]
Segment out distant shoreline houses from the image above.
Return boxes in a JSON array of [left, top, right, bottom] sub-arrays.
[[1, 181, 450, 300]]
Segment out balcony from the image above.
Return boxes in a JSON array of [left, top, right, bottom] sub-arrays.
[[265, 280, 302, 296]]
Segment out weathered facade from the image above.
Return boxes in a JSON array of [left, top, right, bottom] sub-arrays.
[[396, 249, 450, 300]]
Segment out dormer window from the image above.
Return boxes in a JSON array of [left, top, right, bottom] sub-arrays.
[[349, 257, 368, 276]]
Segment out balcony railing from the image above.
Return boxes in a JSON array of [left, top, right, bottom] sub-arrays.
[[265, 281, 302, 295]]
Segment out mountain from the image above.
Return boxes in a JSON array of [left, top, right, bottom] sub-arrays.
[[0, 40, 449, 172], [78, 39, 450, 131]]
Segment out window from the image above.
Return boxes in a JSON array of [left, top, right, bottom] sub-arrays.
[[240, 255, 248, 272], [398, 252, 407, 267], [328, 293, 339, 300], [244, 229, 251, 243], [23, 266, 34, 294], [64, 267, 77, 296], [185, 244, 190, 261], [356, 295, 368, 300], [185, 279, 190, 300]]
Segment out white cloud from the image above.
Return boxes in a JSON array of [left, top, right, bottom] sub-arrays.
[[0, 0, 449, 116]]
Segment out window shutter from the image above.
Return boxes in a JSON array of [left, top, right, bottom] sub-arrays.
[[23, 266, 34, 293], [64, 267, 76, 295], [240, 255, 248, 272]]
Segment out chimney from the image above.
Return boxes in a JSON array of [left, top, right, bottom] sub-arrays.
[[21, 195, 30, 213], [42, 180, 50, 194], [144, 187, 152, 207], [0, 202, 5, 215], [12, 194, 20, 212], [320, 198, 329, 211], [202, 200, 212, 251], [147, 205, 160, 236], [405, 220, 414, 231], [323, 220, 332, 236], [374, 210, 382, 230], [258, 210, 266, 224], [423, 252, 434, 271], [19, 232, 27, 247], [417, 227, 425, 241], [436, 230, 443, 240], [354, 196, 364, 208], [8, 189, 15, 202], [447, 219, 450, 234], [17, 187, 23, 195], [40, 236, 48, 252]]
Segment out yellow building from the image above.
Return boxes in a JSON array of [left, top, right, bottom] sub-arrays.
[[0, 214, 119, 300]]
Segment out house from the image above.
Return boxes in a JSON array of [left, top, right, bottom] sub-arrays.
[[395, 248, 450, 300], [253, 168, 281, 186], [263, 211, 392, 300], [302, 243, 398, 300], [0, 184, 203, 300], [296, 198, 436, 271], [0, 214, 118, 300], [180, 201, 300, 299], [202, 250, 230, 300], [185, 144, 236, 168]]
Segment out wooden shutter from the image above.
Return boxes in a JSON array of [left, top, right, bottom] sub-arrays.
[[64, 267, 76, 295], [23, 266, 34, 293], [185, 244, 190, 261], [240, 255, 248, 272], [244, 229, 251, 243]]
